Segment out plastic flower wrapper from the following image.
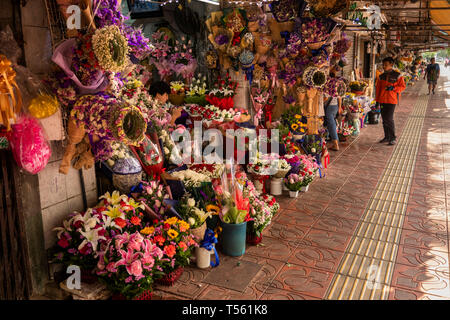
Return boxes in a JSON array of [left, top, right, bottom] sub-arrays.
[[218, 159, 250, 224], [8, 114, 51, 174]]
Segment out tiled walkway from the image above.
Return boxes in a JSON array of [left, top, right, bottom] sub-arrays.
[[153, 70, 450, 300]]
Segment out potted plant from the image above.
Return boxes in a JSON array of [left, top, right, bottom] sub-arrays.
[[284, 173, 303, 198]]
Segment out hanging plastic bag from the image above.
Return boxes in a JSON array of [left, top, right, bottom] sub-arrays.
[[7, 114, 51, 174]]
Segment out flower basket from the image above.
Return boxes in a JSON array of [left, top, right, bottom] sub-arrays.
[[111, 290, 153, 300], [246, 233, 263, 246], [169, 93, 186, 106], [191, 223, 207, 243], [307, 40, 326, 50], [274, 169, 290, 179], [156, 267, 184, 286]]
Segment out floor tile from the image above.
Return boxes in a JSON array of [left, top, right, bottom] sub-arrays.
[[270, 264, 335, 299], [288, 244, 345, 273], [390, 264, 450, 298], [245, 236, 297, 262]]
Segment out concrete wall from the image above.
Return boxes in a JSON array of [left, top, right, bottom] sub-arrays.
[[15, 0, 98, 294]]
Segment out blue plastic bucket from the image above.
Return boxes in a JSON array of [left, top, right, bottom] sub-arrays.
[[219, 220, 247, 257]]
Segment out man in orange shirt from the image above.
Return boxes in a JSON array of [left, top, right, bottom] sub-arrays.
[[375, 57, 406, 145]]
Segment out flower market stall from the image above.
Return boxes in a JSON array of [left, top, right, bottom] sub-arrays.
[[0, 0, 384, 300]]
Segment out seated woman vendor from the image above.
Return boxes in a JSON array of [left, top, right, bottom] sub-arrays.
[[148, 81, 183, 126]]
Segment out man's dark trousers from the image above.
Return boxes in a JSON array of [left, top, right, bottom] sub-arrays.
[[380, 103, 396, 141]]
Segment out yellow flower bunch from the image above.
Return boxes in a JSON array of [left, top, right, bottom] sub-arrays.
[[177, 220, 190, 232], [164, 217, 179, 225], [140, 226, 155, 235]]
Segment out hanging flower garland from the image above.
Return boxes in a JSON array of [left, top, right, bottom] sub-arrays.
[[92, 25, 130, 73]]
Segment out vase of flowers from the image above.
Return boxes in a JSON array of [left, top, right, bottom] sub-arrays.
[[219, 187, 250, 257]]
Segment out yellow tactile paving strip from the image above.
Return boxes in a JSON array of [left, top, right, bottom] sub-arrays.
[[324, 83, 429, 300]]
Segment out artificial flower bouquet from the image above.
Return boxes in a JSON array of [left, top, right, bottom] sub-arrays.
[[206, 73, 238, 110], [96, 231, 164, 300], [185, 74, 208, 106]]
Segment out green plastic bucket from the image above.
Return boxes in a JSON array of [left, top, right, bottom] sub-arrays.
[[219, 220, 247, 257]]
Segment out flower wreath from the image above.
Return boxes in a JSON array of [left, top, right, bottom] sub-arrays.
[[92, 25, 130, 73], [302, 66, 327, 89], [113, 106, 147, 146]]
